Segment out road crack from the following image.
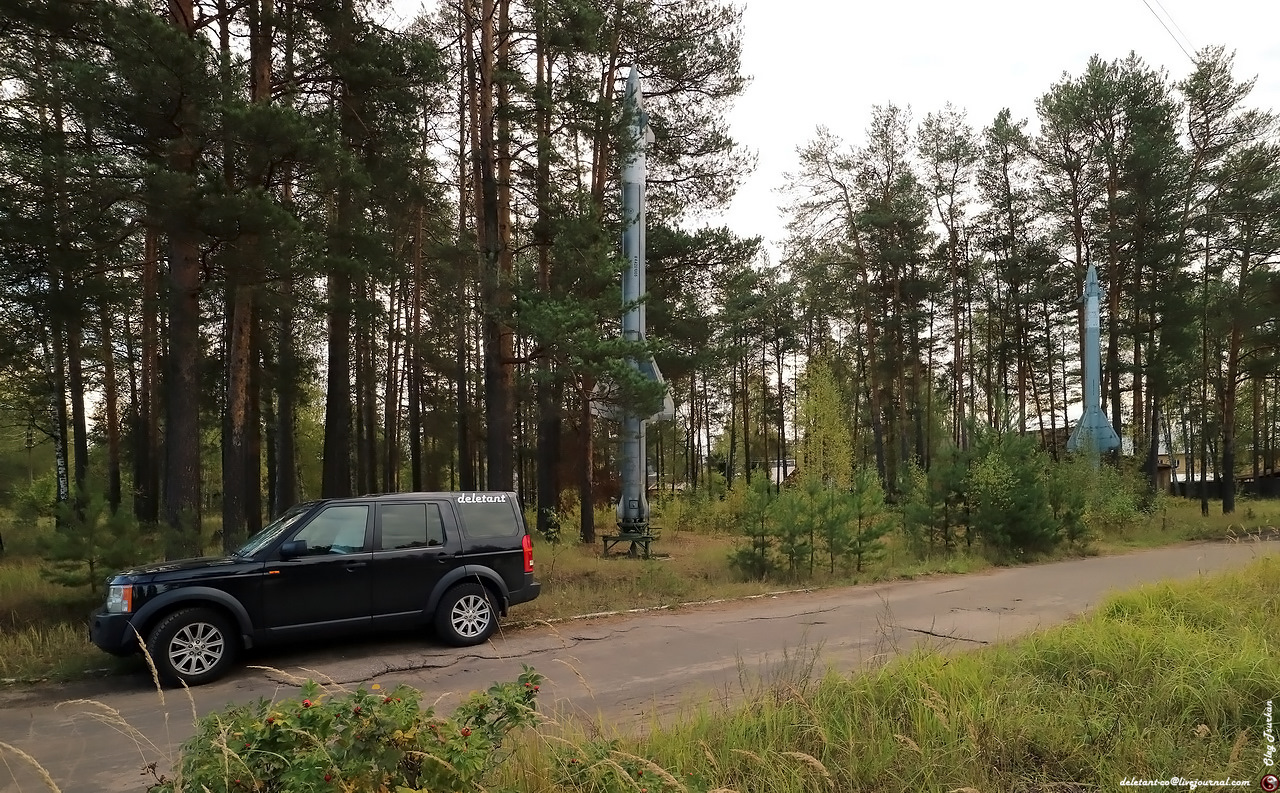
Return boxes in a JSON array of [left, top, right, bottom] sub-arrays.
[[893, 625, 989, 645], [734, 606, 840, 623]]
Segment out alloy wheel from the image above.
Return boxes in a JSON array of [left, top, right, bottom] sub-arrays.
[[167, 621, 226, 677], [450, 593, 492, 639]]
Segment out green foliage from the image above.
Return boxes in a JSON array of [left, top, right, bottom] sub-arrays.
[[727, 476, 776, 580], [795, 355, 852, 488], [1080, 460, 1146, 537], [807, 476, 849, 575], [967, 432, 1058, 559], [151, 667, 544, 793], [537, 507, 563, 545], [899, 451, 971, 556], [520, 556, 1280, 793], [1045, 457, 1089, 549], [845, 466, 890, 572], [769, 483, 812, 576], [38, 494, 157, 592], [9, 475, 158, 592], [728, 471, 890, 581]]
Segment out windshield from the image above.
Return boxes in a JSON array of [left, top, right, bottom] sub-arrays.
[[234, 503, 315, 557]]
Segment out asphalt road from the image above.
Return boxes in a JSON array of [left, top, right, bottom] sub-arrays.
[[0, 539, 1273, 793]]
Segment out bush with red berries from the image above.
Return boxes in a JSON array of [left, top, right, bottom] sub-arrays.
[[148, 665, 543, 792]]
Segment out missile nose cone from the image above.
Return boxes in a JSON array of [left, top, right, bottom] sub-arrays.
[[626, 65, 641, 104], [1084, 263, 1099, 293]]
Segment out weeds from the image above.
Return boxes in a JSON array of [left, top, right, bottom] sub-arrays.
[[0, 496, 1274, 686], [6, 546, 1274, 791], [502, 555, 1280, 792]]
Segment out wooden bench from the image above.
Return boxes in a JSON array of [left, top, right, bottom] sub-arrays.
[[601, 529, 659, 559]]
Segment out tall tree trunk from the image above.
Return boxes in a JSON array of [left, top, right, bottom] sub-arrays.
[[66, 320, 89, 502], [362, 297, 378, 494], [100, 309, 122, 512], [163, 0, 205, 557], [239, 0, 271, 537], [223, 275, 253, 551], [409, 212, 424, 491], [42, 315, 72, 509], [1253, 373, 1263, 481], [775, 341, 788, 486], [456, 7, 476, 491], [472, 0, 515, 491], [1043, 298, 1059, 459], [272, 0, 298, 515], [579, 379, 595, 543], [1105, 175, 1123, 439], [320, 0, 360, 499], [741, 355, 751, 484], [533, 14, 560, 531], [245, 309, 263, 534], [384, 275, 403, 493], [950, 228, 965, 448], [274, 215, 298, 512], [137, 224, 161, 524]]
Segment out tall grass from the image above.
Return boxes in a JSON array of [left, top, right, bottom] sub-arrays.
[[502, 554, 1280, 792], [0, 557, 111, 680], [1, 494, 1274, 685], [2, 547, 1276, 791]]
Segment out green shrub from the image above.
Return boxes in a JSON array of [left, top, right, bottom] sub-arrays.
[[727, 477, 777, 580], [40, 494, 158, 593], [969, 432, 1058, 559], [150, 666, 544, 793], [845, 466, 890, 572]]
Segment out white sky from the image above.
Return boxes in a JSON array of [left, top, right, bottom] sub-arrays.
[[380, 0, 1280, 259], [712, 0, 1280, 260]]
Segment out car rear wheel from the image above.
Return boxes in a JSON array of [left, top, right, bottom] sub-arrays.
[[434, 583, 498, 646], [146, 607, 239, 687]]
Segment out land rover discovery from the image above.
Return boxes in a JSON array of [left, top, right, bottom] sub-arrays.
[[89, 491, 540, 686]]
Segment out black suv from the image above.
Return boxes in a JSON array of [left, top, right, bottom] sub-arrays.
[[89, 492, 540, 686]]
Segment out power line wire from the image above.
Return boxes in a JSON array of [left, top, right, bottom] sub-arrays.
[[1150, 0, 1198, 57], [1138, 0, 1196, 64]]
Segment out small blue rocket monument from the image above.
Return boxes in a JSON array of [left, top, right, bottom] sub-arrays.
[[1066, 262, 1121, 461]]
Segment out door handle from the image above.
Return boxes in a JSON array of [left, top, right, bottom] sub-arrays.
[[344, 562, 368, 571]]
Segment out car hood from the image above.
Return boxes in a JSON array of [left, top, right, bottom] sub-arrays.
[[114, 555, 252, 581]]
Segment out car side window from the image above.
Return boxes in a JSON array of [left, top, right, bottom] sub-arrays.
[[291, 505, 369, 555], [378, 503, 445, 550]]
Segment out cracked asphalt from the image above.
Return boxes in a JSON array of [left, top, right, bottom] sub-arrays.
[[1, 539, 1273, 793]]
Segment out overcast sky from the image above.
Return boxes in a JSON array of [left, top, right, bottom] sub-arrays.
[[383, 0, 1280, 257], [711, 0, 1280, 260]]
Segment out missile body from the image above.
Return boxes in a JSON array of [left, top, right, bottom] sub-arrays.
[[616, 66, 677, 532], [1066, 262, 1121, 457]]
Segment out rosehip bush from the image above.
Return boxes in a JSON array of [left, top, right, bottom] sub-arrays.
[[149, 665, 543, 793]]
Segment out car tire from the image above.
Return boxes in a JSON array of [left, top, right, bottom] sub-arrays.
[[145, 607, 239, 687], [434, 583, 498, 646]]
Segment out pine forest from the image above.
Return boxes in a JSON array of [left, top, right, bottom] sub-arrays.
[[2, 0, 1279, 565]]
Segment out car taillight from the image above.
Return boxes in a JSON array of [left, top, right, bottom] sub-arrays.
[[522, 533, 533, 573]]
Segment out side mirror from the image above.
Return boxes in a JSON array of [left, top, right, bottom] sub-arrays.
[[279, 539, 308, 559]]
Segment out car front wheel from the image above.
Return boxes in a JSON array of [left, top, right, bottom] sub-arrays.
[[435, 583, 498, 646], [145, 607, 239, 687]]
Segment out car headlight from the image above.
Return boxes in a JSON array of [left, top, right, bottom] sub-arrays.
[[105, 584, 133, 614]]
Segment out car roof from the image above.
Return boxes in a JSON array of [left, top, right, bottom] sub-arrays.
[[336, 491, 519, 501]]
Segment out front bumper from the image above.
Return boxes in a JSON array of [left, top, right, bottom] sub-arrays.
[[89, 611, 139, 656]]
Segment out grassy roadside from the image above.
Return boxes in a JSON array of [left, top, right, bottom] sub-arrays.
[[502, 553, 1280, 792], [1, 496, 1276, 685], [21, 532, 1271, 792]]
